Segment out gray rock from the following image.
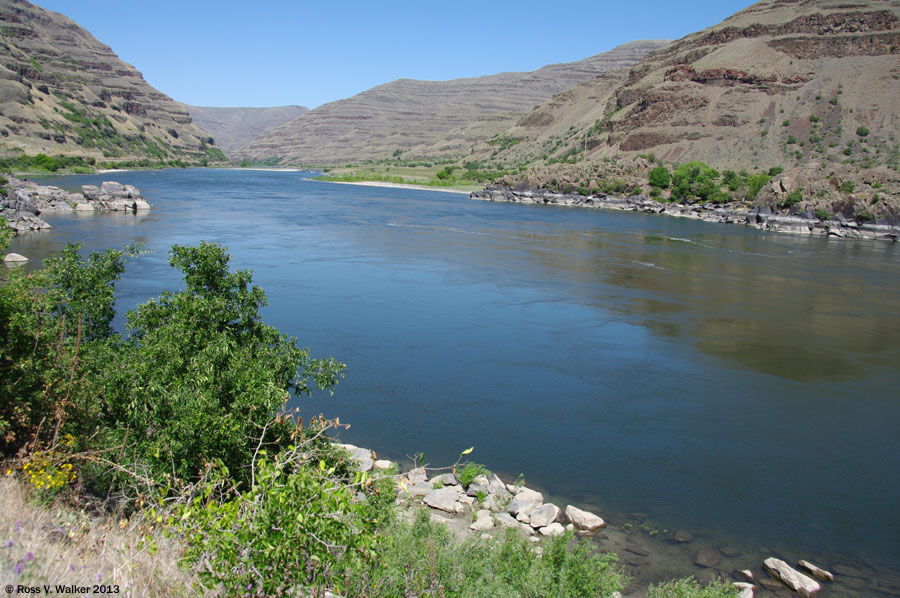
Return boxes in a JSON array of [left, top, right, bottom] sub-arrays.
[[3, 252, 29, 263], [694, 547, 721, 568], [538, 522, 565, 536], [565, 505, 606, 532], [423, 487, 461, 513], [529, 503, 562, 528], [373, 459, 394, 470], [764, 557, 821, 597], [733, 582, 755, 598], [429, 473, 458, 487], [458, 495, 475, 506], [336, 443, 374, 472], [81, 185, 101, 201], [486, 472, 512, 500], [74, 202, 95, 211], [507, 487, 543, 519], [466, 481, 489, 497], [673, 530, 694, 543], [101, 181, 125, 195], [134, 199, 151, 210], [494, 512, 518, 528], [406, 481, 433, 497], [406, 467, 427, 484], [625, 543, 650, 557], [798, 560, 834, 582]]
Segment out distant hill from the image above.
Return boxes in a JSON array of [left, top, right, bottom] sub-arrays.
[[474, 0, 900, 172], [234, 40, 669, 165], [183, 105, 309, 157], [0, 0, 220, 162]]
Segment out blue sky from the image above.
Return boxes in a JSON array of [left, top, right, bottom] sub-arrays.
[[35, 0, 754, 109]]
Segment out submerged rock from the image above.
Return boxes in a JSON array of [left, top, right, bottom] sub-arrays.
[[798, 560, 834, 582]]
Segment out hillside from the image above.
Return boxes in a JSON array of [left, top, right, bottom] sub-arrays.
[[234, 40, 669, 166], [183, 104, 309, 157], [475, 0, 900, 174], [0, 0, 221, 163]]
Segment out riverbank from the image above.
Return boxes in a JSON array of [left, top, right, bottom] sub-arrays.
[[470, 186, 900, 242], [337, 439, 892, 598], [318, 179, 472, 195]]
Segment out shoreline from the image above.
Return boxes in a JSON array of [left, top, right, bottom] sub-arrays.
[[471, 186, 900, 242], [340, 439, 886, 598], [316, 179, 471, 195]]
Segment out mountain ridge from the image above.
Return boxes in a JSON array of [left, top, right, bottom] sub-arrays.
[[235, 40, 670, 165], [183, 104, 309, 157], [0, 0, 220, 162]]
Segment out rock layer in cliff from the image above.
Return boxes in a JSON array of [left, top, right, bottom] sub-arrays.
[[0, 0, 219, 161]]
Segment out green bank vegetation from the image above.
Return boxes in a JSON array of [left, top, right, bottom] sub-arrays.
[[0, 223, 737, 597], [0, 151, 222, 174]]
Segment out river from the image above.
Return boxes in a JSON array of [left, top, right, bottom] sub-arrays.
[[9, 169, 900, 595]]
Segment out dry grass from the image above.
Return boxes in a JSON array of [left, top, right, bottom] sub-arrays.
[[0, 476, 209, 597]]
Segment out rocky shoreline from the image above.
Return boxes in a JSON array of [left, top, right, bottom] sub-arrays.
[[1, 176, 150, 235], [470, 186, 900, 242], [334, 440, 869, 598]]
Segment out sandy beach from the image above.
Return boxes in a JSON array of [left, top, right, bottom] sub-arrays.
[[317, 179, 471, 195]]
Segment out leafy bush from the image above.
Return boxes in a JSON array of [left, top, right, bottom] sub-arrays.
[[343, 511, 626, 598], [815, 209, 829, 220], [768, 166, 784, 177], [745, 173, 771, 199], [176, 441, 393, 595], [671, 162, 723, 203], [648, 577, 738, 598], [648, 166, 671, 189], [857, 126, 870, 137], [84, 242, 345, 490], [839, 180, 856, 193], [456, 462, 490, 489], [782, 189, 803, 208]]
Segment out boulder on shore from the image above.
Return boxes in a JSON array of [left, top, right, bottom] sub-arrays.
[[565, 504, 606, 532]]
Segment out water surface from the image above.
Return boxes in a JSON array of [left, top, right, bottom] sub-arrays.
[[10, 169, 900, 593]]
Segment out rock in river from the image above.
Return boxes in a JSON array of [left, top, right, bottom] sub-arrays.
[[565, 505, 606, 532], [764, 557, 821, 597]]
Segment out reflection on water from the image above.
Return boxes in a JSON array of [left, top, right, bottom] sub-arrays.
[[10, 170, 900, 589]]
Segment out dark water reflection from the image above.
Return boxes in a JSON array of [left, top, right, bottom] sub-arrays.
[[9, 169, 900, 585]]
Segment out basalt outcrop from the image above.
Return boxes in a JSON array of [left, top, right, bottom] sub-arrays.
[[1, 176, 148, 233], [470, 0, 900, 173], [470, 185, 900, 241], [0, 0, 219, 161]]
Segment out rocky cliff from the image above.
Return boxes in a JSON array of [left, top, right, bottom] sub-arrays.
[[234, 40, 669, 165], [183, 105, 309, 157], [0, 0, 220, 162], [475, 0, 900, 172]]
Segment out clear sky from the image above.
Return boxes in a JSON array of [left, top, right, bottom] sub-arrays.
[[34, 0, 754, 109]]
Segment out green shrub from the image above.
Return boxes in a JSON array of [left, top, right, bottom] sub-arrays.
[[456, 463, 490, 489], [342, 513, 627, 598], [768, 166, 784, 176], [782, 189, 803, 208], [839, 180, 856, 193], [809, 115, 821, 123], [671, 161, 721, 203], [857, 126, 870, 137], [649, 166, 671, 189], [746, 173, 771, 199], [815, 209, 829, 220], [83, 242, 345, 490], [648, 577, 739, 598]]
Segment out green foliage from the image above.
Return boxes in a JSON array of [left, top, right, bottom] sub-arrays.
[[435, 166, 456, 181], [787, 134, 797, 145], [456, 462, 490, 489], [809, 115, 821, 123], [671, 162, 726, 203], [84, 242, 345, 488], [815, 209, 829, 221], [857, 126, 870, 137], [745, 173, 771, 199], [342, 512, 626, 598], [648, 577, 739, 598], [648, 166, 671, 189], [767, 166, 784, 177], [486, 136, 522, 151], [839, 180, 856, 193], [781, 189, 803, 208], [176, 443, 393, 595], [782, 120, 790, 127]]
